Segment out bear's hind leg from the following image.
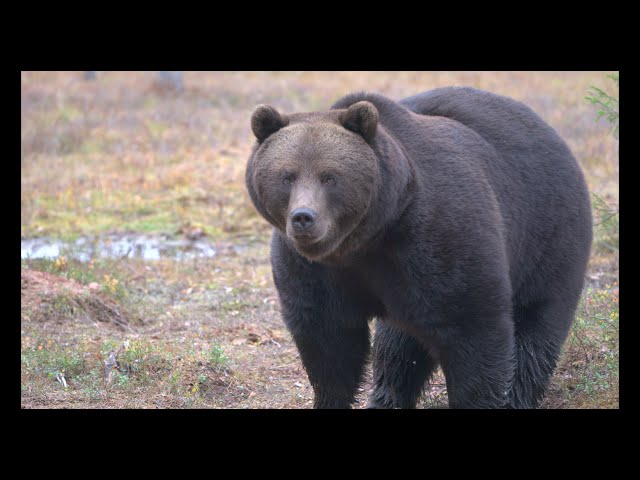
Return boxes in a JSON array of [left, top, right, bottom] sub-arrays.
[[439, 315, 515, 409], [369, 321, 437, 409], [509, 298, 580, 408]]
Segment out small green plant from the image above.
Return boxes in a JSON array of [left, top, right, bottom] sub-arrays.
[[114, 372, 130, 388], [168, 370, 182, 394], [186, 372, 209, 397], [562, 284, 619, 406], [585, 73, 619, 139], [208, 344, 229, 369], [120, 339, 152, 365], [100, 273, 129, 303], [77, 370, 104, 400], [22, 338, 87, 381], [114, 339, 172, 386], [591, 193, 619, 252]]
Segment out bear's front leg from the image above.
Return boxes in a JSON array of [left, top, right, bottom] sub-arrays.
[[271, 233, 371, 409], [288, 323, 371, 408]]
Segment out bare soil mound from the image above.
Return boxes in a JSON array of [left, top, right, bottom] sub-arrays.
[[21, 269, 130, 330]]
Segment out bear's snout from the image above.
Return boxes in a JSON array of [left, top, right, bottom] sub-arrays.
[[291, 208, 317, 232], [286, 205, 329, 252]]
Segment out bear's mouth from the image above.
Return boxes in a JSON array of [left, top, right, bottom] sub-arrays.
[[289, 232, 322, 246], [287, 228, 345, 262], [285, 218, 336, 260]]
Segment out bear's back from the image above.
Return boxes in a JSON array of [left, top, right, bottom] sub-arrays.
[[400, 87, 592, 301], [400, 87, 572, 169], [399, 87, 587, 200]]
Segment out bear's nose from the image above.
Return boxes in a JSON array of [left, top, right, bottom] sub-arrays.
[[291, 208, 317, 232]]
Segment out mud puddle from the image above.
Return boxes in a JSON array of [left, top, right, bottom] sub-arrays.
[[21, 234, 251, 262]]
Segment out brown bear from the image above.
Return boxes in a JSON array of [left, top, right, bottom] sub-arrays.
[[245, 87, 592, 408]]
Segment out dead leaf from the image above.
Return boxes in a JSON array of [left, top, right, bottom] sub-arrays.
[[268, 329, 285, 341]]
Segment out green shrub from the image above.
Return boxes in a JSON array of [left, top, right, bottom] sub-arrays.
[[586, 73, 619, 139]]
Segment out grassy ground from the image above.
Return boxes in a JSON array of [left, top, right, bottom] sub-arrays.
[[21, 71, 619, 408]]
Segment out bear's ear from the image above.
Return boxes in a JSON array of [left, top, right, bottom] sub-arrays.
[[251, 104, 289, 143], [339, 101, 379, 142]]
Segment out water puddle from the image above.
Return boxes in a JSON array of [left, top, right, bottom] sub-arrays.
[[21, 234, 230, 262]]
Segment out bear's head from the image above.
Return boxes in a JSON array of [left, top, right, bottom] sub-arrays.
[[245, 101, 382, 262]]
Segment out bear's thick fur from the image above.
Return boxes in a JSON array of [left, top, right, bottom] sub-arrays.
[[245, 87, 592, 408]]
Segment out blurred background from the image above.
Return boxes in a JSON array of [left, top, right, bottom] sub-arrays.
[[20, 71, 619, 409]]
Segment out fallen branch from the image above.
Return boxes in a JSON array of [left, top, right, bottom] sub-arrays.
[[104, 341, 129, 385]]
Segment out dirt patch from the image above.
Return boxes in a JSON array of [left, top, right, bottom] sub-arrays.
[[21, 269, 130, 330]]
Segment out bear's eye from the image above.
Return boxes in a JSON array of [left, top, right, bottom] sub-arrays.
[[282, 174, 295, 186], [322, 175, 336, 186]]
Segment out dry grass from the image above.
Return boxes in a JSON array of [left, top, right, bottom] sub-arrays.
[[21, 71, 618, 408]]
